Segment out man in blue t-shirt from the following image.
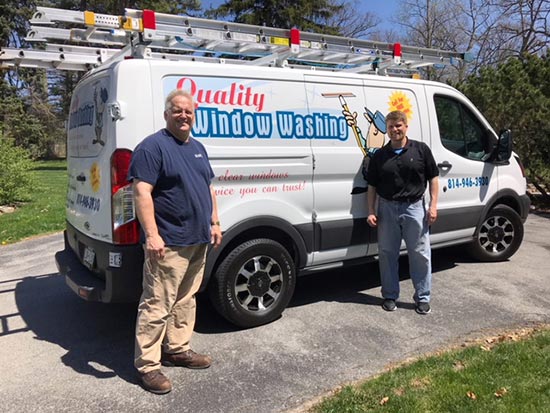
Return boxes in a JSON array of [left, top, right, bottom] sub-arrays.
[[366, 110, 439, 316], [128, 89, 222, 394]]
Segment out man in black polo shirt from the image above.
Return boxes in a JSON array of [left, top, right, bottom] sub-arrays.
[[366, 110, 439, 315]]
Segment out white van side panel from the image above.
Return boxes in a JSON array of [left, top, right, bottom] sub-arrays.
[[304, 75, 366, 217], [306, 75, 425, 263], [113, 61, 156, 151], [149, 62, 315, 232], [425, 84, 499, 241], [497, 155, 528, 195]]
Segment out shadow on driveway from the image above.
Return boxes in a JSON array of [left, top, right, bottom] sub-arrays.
[[12, 245, 469, 383]]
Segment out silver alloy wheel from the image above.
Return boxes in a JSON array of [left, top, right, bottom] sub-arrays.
[[477, 213, 515, 255], [234, 255, 283, 312], [469, 205, 523, 262]]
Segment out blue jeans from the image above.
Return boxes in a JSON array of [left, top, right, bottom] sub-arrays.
[[377, 197, 431, 303]]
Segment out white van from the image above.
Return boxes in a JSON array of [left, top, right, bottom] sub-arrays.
[[21, 7, 523, 328], [54, 56, 530, 327]]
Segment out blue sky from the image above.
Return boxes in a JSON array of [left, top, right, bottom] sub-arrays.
[[202, 0, 400, 31]]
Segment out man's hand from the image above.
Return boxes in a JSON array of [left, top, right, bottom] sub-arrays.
[[145, 233, 165, 260], [427, 205, 438, 225], [367, 214, 378, 227], [211, 225, 222, 248]]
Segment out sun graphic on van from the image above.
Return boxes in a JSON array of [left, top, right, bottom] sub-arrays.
[[90, 162, 101, 193], [388, 91, 413, 120]]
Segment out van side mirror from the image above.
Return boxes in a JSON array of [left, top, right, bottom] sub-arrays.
[[495, 129, 513, 162], [494, 129, 512, 164]]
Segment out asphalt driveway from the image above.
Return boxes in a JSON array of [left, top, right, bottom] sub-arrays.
[[0, 212, 548, 412]]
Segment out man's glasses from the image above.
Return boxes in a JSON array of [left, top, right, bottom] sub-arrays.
[[168, 108, 193, 116]]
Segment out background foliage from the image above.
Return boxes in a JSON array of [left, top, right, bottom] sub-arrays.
[[457, 53, 550, 195], [0, 138, 35, 205]]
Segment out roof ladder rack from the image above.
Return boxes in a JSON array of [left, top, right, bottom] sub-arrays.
[[1, 6, 472, 74]]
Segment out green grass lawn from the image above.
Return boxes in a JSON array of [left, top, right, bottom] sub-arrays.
[[0, 159, 66, 244], [311, 326, 550, 413]]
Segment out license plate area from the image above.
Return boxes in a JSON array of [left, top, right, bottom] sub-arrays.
[[83, 246, 96, 270]]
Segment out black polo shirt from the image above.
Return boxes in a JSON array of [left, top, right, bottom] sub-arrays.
[[366, 138, 439, 202]]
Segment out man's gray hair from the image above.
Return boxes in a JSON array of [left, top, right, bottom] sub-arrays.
[[165, 89, 195, 112], [385, 110, 408, 125]]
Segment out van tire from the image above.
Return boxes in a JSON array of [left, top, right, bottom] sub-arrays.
[[469, 205, 524, 262], [208, 238, 296, 328]]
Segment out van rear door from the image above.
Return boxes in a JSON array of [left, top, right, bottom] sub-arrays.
[[66, 73, 115, 242]]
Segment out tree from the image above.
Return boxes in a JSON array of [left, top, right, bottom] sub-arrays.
[[392, 0, 475, 80], [391, 0, 550, 80], [493, 0, 550, 56], [0, 137, 34, 205], [1, 1, 205, 160], [0, 1, 64, 158], [323, 0, 381, 38], [457, 53, 550, 197], [207, 0, 345, 34], [53, 0, 201, 15]]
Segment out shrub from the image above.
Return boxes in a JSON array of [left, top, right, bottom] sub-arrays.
[[0, 138, 35, 205]]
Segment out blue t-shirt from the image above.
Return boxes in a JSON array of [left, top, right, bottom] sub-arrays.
[[128, 128, 214, 246]]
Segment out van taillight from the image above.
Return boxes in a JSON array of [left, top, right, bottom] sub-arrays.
[[111, 149, 139, 244]]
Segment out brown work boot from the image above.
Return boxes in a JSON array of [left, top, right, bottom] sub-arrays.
[[162, 349, 212, 369], [139, 370, 172, 394]]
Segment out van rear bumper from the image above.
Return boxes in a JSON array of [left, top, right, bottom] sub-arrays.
[[56, 247, 105, 301], [55, 225, 143, 303]]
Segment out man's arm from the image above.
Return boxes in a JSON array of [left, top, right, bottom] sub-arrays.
[[427, 176, 439, 225], [210, 185, 222, 248], [133, 179, 165, 259], [367, 185, 378, 227]]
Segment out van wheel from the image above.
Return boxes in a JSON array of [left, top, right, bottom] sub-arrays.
[[209, 239, 296, 328], [469, 205, 524, 262]]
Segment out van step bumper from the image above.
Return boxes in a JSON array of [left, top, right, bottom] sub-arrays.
[[57, 226, 144, 303], [55, 248, 106, 302]]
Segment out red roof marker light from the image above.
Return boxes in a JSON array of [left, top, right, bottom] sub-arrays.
[[142, 9, 156, 30], [393, 42, 402, 64], [290, 27, 300, 53]]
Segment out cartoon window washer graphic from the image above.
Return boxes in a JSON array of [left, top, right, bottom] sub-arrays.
[[363, 108, 387, 156], [339, 95, 387, 193], [93, 87, 108, 146]]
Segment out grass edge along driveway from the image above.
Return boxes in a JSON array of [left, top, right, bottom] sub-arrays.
[[305, 324, 549, 413]]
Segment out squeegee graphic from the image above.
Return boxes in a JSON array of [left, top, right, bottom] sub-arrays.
[[322, 92, 366, 155]]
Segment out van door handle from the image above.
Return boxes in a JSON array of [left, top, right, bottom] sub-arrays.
[[437, 161, 452, 170], [76, 174, 86, 182]]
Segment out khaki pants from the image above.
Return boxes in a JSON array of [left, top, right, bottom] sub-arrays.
[[134, 244, 207, 374]]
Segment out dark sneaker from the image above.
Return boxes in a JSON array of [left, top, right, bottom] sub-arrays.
[[415, 302, 431, 315], [162, 349, 212, 369], [382, 299, 397, 312], [140, 370, 172, 394]]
